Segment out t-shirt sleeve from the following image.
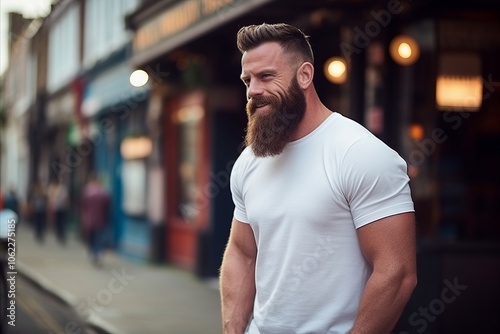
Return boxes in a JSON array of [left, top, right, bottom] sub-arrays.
[[341, 136, 414, 229], [230, 158, 249, 223]]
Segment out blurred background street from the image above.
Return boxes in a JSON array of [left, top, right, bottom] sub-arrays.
[[9, 274, 97, 334], [16, 221, 221, 334], [1, 0, 500, 333]]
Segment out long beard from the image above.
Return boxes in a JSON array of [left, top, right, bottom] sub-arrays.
[[245, 78, 306, 157]]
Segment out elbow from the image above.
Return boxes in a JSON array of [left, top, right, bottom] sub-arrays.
[[381, 265, 417, 297], [399, 268, 417, 300], [405, 271, 418, 293]]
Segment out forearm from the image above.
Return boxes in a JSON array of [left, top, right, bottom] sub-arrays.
[[220, 248, 256, 334], [350, 270, 416, 334]]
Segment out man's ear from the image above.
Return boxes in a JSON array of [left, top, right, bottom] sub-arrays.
[[296, 62, 314, 89]]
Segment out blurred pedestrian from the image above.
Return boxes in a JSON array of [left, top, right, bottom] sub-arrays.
[[80, 173, 111, 266], [3, 187, 19, 215], [28, 182, 48, 243], [220, 23, 416, 334], [48, 181, 69, 245]]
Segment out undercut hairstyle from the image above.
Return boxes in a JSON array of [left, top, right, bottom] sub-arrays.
[[237, 23, 314, 64]]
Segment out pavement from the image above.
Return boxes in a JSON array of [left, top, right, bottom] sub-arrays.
[[15, 222, 223, 334]]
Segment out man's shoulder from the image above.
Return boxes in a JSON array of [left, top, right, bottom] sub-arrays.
[[233, 145, 256, 166], [322, 112, 376, 152], [331, 112, 372, 135], [231, 146, 254, 177]]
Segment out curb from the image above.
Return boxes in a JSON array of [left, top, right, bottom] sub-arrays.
[[17, 260, 124, 334]]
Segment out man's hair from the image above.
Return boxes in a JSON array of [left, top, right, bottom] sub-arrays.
[[237, 23, 314, 64]]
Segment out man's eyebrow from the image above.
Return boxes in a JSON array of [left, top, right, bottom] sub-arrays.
[[240, 68, 277, 80], [258, 68, 277, 75]]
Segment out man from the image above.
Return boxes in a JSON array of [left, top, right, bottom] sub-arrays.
[[3, 187, 19, 215], [220, 23, 417, 334], [49, 181, 69, 244], [80, 174, 111, 266], [29, 182, 48, 243]]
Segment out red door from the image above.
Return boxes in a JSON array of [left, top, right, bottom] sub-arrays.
[[164, 91, 210, 270]]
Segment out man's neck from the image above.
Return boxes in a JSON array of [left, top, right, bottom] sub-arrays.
[[290, 93, 332, 141]]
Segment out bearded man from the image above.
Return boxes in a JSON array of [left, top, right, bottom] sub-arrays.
[[220, 23, 417, 334]]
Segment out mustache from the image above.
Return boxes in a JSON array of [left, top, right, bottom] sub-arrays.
[[247, 96, 279, 110]]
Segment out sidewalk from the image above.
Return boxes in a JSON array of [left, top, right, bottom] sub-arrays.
[[16, 223, 222, 334]]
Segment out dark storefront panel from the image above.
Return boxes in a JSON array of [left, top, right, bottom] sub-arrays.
[[395, 242, 500, 333]]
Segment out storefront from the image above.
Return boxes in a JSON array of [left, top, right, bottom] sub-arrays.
[[45, 88, 78, 185], [126, 0, 274, 273], [356, 2, 500, 333], [81, 60, 150, 259]]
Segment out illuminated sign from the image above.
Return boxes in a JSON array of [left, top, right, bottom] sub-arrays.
[[134, 0, 236, 53], [121, 136, 153, 160]]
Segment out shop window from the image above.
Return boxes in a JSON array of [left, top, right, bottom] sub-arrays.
[[121, 159, 147, 216], [173, 104, 204, 220], [84, 0, 139, 67], [436, 53, 482, 112]]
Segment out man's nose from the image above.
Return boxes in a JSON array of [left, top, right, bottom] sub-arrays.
[[246, 81, 264, 100]]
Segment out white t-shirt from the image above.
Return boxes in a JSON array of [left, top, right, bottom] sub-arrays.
[[230, 112, 414, 334]]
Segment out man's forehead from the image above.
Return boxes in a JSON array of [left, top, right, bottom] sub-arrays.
[[241, 42, 289, 74], [241, 42, 285, 64]]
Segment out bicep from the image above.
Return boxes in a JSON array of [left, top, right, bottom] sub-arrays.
[[226, 218, 257, 261], [356, 212, 416, 271]]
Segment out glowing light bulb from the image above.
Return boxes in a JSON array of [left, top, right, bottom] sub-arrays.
[[328, 60, 346, 78], [398, 42, 412, 59], [324, 57, 347, 84], [129, 69, 149, 87]]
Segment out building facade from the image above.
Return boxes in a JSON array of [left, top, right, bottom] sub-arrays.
[[1, 14, 41, 207]]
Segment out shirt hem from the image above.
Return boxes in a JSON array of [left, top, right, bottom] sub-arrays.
[[354, 202, 415, 229]]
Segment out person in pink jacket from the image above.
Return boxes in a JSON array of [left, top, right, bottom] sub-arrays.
[[80, 173, 111, 266]]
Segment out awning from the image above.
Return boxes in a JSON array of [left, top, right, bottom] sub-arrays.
[[82, 65, 149, 118], [126, 0, 276, 67]]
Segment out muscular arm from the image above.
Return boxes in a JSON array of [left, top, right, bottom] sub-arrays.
[[350, 212, 417, 334], [220, 218, 257, 334]]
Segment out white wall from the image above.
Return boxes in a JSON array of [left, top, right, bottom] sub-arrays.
[[1, 21, 34, 203], [47, 2, 80, 93]]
